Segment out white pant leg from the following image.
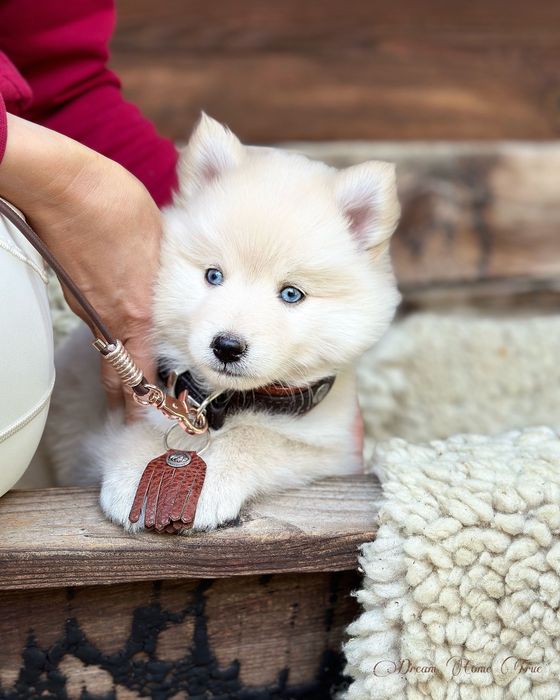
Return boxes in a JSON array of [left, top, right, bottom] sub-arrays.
[[0, 200, 54, 496]]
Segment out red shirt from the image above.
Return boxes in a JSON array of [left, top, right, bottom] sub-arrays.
[[0, 0, 178, 207]]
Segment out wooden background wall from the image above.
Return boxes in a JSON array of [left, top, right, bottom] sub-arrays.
[[110, 1, 560, 303], [111, 0, 560, 143]]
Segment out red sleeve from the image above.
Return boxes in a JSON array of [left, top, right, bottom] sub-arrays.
[[0, 1, 178, 207], [38, 83, 180, 209], [0, 49, 33, 164], [0, 94, 6, 164]]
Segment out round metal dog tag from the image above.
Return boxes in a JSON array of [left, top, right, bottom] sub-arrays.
[[166, 451, 192, 468]]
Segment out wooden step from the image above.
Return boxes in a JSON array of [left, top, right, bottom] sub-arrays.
[[0, 475, 380, 697], [0, 475, 380, 591]]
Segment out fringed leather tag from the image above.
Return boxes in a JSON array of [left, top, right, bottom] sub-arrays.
[[129, 450, 206, 533]]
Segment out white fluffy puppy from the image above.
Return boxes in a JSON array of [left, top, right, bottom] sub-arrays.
[[46, 115, 401, 531]]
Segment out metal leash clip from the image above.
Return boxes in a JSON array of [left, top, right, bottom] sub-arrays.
[[92, 338, 208, 435], [146, 389, 208, 435]]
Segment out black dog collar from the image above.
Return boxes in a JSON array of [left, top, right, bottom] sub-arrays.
[[158, 367, 335, 431]]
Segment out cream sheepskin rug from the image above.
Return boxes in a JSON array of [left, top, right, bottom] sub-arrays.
[[344, 313, 560, 699], [344, 428, 560, 699], [358, 313, 560, 450]]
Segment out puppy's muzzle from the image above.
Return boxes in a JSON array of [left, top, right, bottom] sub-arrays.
[[211, 333, 247, 364]]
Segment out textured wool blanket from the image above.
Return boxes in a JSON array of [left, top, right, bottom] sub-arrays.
[[346, 313, 560, 699]]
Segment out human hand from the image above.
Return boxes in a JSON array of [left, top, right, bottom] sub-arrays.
[[0, 115, 163, 419]]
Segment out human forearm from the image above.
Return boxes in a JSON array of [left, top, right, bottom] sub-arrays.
[[0, 113, 163, 419], [0, 114, 111, 219]]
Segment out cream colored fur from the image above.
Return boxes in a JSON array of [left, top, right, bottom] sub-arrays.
[[345, 427, 560, 700], [43, 115, 401, 531]]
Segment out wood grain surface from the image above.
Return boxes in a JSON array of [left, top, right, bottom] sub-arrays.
[[0, 476, 381, 590], [110, 0, 560, 141], [113, 0, 560, 52], [0, 572, 360, 696]]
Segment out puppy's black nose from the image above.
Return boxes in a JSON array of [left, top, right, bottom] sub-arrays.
[[211, 333, 247, 363]]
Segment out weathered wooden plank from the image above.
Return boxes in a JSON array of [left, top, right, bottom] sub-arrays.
[[0, 476, 380, 590], [291, 142, 560, 291], [0, 573, 359, 697], [109, 0, 560, 141], [110, 45, 560, 142], [400, 278, 560, 314], [113, 0, 560, 53]]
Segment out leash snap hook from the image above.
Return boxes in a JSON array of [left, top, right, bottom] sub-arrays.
[[158, 390, 208, 435], [130, 382, 208, 435]]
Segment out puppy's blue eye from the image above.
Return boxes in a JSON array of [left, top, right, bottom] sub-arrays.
[[205, 268, 223, 286], [280, 286, 304, 304]]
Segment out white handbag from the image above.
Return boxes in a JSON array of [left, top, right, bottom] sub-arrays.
[[0, 200, 54, 497]]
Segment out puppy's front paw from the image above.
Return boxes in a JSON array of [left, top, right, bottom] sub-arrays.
[[97, 428, 164, 533], [98, 427, 249, 534], [99, 470, 145, 533], [188, 474, 245, 532], [100, 458, 245, 534]]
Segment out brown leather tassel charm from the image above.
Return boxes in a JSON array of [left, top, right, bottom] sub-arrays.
[[129, 450, 207, 533]]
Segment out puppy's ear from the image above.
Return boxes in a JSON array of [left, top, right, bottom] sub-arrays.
[[335, 161, 400, 252], [178, 113, 244, 199]]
